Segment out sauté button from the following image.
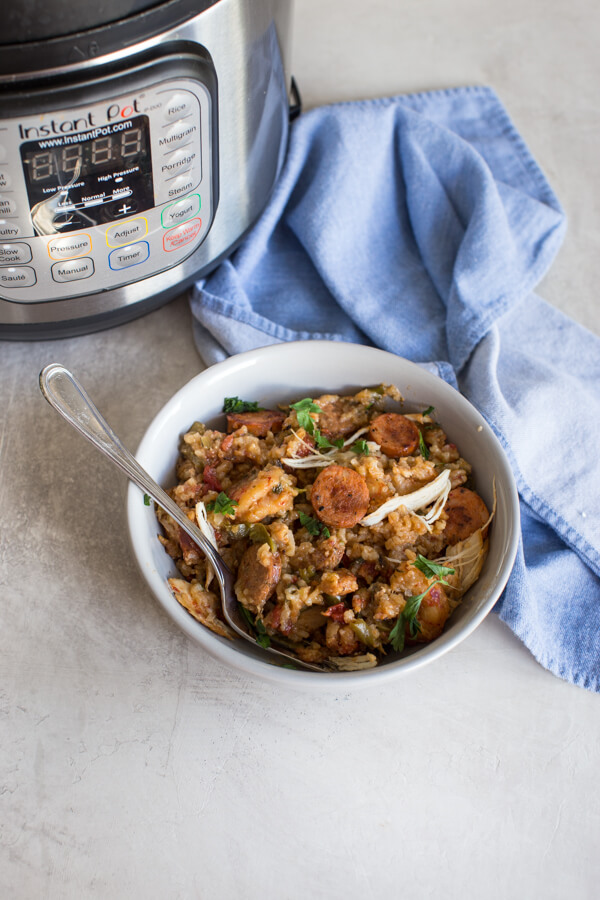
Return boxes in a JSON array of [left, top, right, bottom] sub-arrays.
[[108, 241, 150, 270], [47, 233, 92, 260], [105, 217, 148, 247], [0, 266, 36, 288], [0, 243, 32, 265], [51, 257, 95, 283], [161, 194, 200, 228]]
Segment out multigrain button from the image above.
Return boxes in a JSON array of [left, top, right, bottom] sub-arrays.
[[0, 243, 32, 265], [0, 266, 36, 288], [163, 92, 195, 121], [161, 194, 200, 228], [51, 257, 94, 283], [105, 217, 148, 247], [47, 233, 92, 260], [157, 120, 199, 151], [108, 240, 150, 270], [0, 196, 16, 216]]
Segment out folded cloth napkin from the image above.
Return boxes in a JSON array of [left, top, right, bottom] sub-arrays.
[[190, 85, 600, 692]]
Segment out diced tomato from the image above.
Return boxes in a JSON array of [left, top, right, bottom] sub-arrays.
[[202, 464, 222, 493], [322, 602, 346, 622]]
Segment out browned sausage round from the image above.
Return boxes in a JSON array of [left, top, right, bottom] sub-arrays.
[[226, 409, 286, 437], [235, 543, 281, 613], [310, 465, 370, 528], [442, 487, 490, 545], [368, 413, 420, 457]]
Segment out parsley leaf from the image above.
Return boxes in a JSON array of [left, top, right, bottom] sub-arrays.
[[412, 554, 455, 579], [290, 398, 322, 432], [418, 430, 430, 460], [239, 603, 271, 648], [223, 397, 262, 413], [206, 491, 238, 516], [422, 405, 435, 417], [298, 510, 330, 539], [143, 493, 151, 506], [352, 439, 370, 455]]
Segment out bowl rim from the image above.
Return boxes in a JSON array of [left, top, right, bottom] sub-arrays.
[[126, 340, 521, 689]]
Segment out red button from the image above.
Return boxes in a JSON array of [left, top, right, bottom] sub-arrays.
[[163, 217, 202, 252]]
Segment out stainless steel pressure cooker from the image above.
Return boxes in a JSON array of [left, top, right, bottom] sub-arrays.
[[0, 0, 296, 338]]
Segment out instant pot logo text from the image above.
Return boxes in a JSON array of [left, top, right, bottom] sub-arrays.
[[18, 100, 141, 140]]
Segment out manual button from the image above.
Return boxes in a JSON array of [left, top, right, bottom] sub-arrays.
[[0, 243, 32, 265], [0, 266, 36, 288], [51, 257, 95, 283], [108, 240, 150, 270]]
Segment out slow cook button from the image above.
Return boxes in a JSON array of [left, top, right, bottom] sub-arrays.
[[163, 92, 195, 122], [0, 242, 32, 265], [108, 240, 150, 270], [163, 218, 202, 252], [51, 257, 95, 283], [105, 217, 148, 247], [161, 194, 200, 228], [48, 233, 92, 260], [0, 266, 36, 288], [166, 171, 199, 200]]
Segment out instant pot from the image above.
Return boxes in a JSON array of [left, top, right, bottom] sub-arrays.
[[0, 0, 297, 339]]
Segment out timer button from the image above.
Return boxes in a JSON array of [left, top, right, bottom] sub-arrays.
[[163, 92, 195, 121], [108, 240, 150, 270], [47, 233, 92, 261], [0, 196, 17, 217], [0, 266, 36, 288], [51, 258, 95, 283], [0, 243, 32, 265], [106, 217, 148, 247]]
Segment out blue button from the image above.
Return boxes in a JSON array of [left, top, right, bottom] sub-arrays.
[[108, 240, 150, 270]]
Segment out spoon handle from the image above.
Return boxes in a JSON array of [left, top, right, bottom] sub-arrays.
[[38, 363, 232, 589]]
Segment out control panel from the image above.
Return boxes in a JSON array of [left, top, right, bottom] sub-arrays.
[[0, 77, 213, 303]]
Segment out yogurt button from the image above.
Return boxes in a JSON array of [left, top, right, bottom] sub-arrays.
[[161, 194, 201, 228], [163, 92, 195, 121], [0, 266, 36, 288], [0, 243, 32, 265]]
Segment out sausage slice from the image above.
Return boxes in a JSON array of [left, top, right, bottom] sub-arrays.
[[368, 413, 420, 457], [226, 409, 286, 437], [310, 465, 370, 528], [235, 543, 281, 614], [442, 487, 490, 545]]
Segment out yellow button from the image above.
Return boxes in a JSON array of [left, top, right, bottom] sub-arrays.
[[105, 217, 148, 248]]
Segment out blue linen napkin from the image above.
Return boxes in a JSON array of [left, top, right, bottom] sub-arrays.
[[190, 86, 600, 692]]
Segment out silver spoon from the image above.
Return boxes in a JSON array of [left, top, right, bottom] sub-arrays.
[[39, 363, 327, 673]]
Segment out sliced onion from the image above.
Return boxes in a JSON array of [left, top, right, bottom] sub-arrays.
[[360, 469, 451, 527]]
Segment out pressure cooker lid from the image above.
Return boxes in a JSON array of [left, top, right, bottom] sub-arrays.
[[1, 0, 218, 45]]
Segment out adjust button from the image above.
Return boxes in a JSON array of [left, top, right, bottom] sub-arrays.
[[161, 194, 200, 229], [51, 257, 95, 283], [0, 266, 36, 288], [108, 241, 150, 270], [0, 243, 32, 265], [48, 233, 92, 261], [105, 217, 148, 248]]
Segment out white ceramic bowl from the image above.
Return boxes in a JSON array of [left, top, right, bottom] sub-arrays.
[[127, 341, 520, 689]]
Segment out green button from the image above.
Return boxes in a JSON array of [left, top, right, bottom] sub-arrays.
[[161, 194, 201, 229]]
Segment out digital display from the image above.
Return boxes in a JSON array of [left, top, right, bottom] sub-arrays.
[[20, 116, 154, 235]]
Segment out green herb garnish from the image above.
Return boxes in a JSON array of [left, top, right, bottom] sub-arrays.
[[206, 491, 238, 516], [418, 431, 430, 460], [223, 397, 262, 413], [143, 493, 151, 506], [239, 603, 271, 648], [298, 510, 330, 539], [389, 556, 455, 652], [422, 405, 435, 417], [352, 439, 370, 455], [290, 397, 322, 431]]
